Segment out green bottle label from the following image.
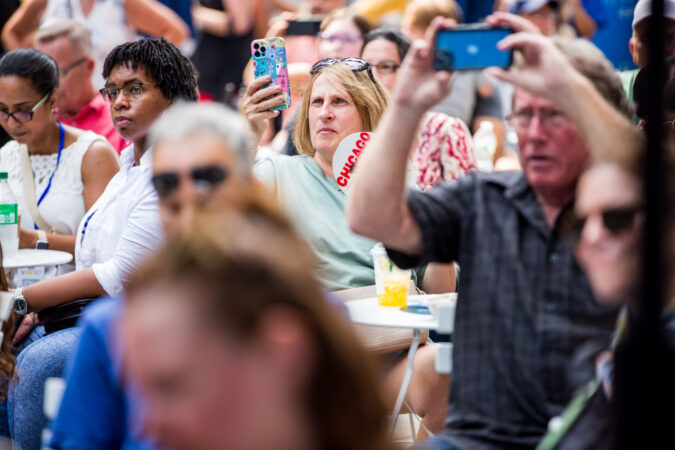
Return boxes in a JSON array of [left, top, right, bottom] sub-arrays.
[[0, 204, 18, 225]]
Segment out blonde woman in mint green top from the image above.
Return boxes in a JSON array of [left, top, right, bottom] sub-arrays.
[[244, 56, 455, 437]]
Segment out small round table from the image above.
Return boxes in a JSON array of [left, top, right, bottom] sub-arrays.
[[346, 294, 455, 435], [3, 249, 73, 269]]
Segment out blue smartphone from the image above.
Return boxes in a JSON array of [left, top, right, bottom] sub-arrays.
[[433, 24, 513, 71]]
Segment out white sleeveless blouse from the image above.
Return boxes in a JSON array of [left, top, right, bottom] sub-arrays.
[[0, 131, 107, 235]]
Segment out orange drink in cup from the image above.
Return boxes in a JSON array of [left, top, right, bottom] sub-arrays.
[[371, 243, 411, 307]]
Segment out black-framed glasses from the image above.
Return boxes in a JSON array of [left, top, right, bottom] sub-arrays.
[[99, 81, 155, 104], [371, 60, 400, 74], [59, 57, 87, 78], [0, 93, 50, 123], [152, 166, 228, 197], [568, 206, 643, 245]]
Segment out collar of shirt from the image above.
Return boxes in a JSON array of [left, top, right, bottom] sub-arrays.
[[119, 145, 153, 170]]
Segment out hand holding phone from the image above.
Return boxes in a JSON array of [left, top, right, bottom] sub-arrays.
[[433, 24, 513, 71], [251, 37, 291, 111]]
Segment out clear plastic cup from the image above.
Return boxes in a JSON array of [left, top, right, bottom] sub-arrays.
[[371, 243, 411, 307]]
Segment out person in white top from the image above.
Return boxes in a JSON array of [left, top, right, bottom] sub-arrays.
[[0, 48, 119, 255], [2, 0, 189, 88], [5, 38, 198, 449]]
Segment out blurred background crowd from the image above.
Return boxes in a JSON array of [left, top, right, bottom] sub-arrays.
[[0, 0, 671, 449]]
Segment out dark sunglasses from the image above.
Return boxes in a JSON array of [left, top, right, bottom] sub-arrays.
[[568, 206, 643, 245], [152, 166, 228, 197]]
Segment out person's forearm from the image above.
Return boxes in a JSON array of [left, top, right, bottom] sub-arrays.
[[421, 263, 456, 294], [571, 4, 596, 38], [348, 102, 425, 252], [557, 71, 643, 163], [24, 268, 105, 312], [193, 6, 231, 37], [21, 231, 76, 257]]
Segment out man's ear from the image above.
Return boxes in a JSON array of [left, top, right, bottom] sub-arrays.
[[85, 57, 96, 77], [629, 37, 638, 66]]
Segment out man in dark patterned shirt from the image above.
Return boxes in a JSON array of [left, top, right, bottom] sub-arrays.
[[348, 18, 631, 450]]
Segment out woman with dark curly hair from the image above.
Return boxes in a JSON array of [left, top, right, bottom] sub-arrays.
[[4, 37, 198, 450]]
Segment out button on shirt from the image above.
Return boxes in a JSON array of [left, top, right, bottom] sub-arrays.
[[75, 146, 163, 296], [387, 172, 619, 449]]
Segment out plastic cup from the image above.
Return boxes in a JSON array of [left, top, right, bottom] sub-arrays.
[[371, 243, 411, 307]]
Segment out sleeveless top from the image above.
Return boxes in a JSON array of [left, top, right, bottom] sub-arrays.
[[0, 131, 107, 235], [191, 0, 253, 99], [41, 0, 139, 89]]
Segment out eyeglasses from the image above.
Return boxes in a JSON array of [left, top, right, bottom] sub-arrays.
[[663, 120, 675, 130], [59, 57, 87, 78], [317, 33, 363, 44], [568, 206, 643, 245], [0, 93, 50, 123], [311, 57, 383, 97], [505, 108, 570, 132], [371, 60, 400, 74], [152, 166, 228, 197], [99, 81, 155, 104]]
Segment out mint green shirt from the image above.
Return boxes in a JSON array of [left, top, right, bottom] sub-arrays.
[[619, 68, 640, 125], [254, 154, 423, 291]]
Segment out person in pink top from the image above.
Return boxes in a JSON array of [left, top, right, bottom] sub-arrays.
[[34, 20, 128, 154]]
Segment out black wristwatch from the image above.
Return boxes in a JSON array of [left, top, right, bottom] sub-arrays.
[[35, 230, 48, 250], [13, 288, 28, 316]]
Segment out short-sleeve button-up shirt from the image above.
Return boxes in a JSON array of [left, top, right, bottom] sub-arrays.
[[387, 171, 618, 449]]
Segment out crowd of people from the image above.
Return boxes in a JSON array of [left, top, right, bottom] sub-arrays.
[[0, 0, 670, 449]]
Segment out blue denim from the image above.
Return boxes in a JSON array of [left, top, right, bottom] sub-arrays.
[[411, 437, 462, 450], [8, 327, 81, 450], [0, 325, 47, 439]]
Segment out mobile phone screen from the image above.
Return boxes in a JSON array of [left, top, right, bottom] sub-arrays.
[[434, 26, 512, 71]]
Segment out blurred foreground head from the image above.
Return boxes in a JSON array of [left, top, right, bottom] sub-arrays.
[[121, 201, 387, 450], [575, 54, 675, 308], [149, 102, 260, 235]]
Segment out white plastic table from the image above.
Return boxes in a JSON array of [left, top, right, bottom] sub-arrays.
[[346, 294, 455, 435], [3, 249, 72, 269]]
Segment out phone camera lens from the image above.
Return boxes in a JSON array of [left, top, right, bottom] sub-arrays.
[[261, 46, 266, 52], [254, 51, 260, 57], [253, 43, 259, 49]]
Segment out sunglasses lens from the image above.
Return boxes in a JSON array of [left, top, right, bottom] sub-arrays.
[[191, 166, 226, 190], [603, 208, 636, 234], [152, 173, 180, 197]]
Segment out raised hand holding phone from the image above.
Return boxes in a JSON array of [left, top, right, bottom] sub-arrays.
[[392, 17, 457, 115]]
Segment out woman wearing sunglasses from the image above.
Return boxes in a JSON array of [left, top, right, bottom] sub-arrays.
[[245, 56, 453, 437], [3, 38, 198, 450], [360, 28, 476, 192], [0, 49, 119, 259]]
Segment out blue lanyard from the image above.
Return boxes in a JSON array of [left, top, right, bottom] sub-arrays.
[[33, 123, 65, 230], [80, 210, 96, 246]]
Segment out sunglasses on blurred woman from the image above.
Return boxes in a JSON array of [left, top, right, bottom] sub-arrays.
[[152, 166, 228, 198], [567, 205, 644, 245]]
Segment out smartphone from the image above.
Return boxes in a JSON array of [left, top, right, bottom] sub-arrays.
[[433, 24, 513, 71], [251, 37, 291, 111], [286, 19, 322, 36]]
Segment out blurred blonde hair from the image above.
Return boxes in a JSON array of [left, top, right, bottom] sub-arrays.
[[293, 62, 388, 157]]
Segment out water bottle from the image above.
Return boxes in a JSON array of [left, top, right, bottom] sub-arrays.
[[473, 121, 497, 172], [0, 172, 18, 261]]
